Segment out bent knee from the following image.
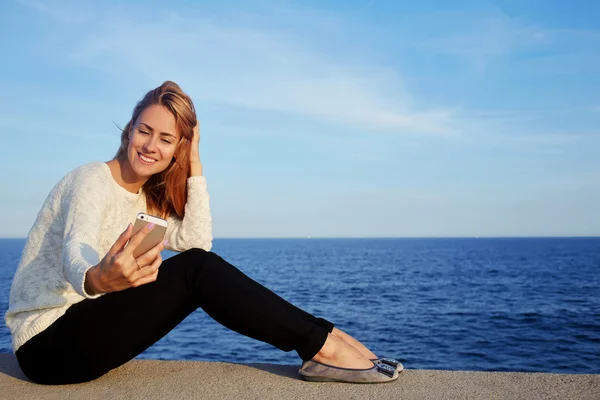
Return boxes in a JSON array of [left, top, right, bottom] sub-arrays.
[[183, 247, 207, 255], [181, 248, 223, 266]]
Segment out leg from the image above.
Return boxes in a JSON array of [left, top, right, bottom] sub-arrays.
[[187, 251, 373, 370], [16, 249, 335, 384]]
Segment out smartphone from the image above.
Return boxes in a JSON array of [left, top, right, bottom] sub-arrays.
[[131, 212, 168, 258]]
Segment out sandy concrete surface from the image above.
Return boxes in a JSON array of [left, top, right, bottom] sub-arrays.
[[1, 354, 598, 400]]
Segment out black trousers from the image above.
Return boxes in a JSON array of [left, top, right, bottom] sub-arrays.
[[15, 248, 334, 384]]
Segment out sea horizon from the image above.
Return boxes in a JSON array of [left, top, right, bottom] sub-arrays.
[[1, 237, 599, 373]]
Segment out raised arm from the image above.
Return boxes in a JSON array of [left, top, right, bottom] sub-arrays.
[[164, 175, 213, 252], [164, 120, 213, 252]]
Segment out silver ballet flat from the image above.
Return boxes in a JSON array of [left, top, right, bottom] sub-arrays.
[[298, 359, 399, 383]]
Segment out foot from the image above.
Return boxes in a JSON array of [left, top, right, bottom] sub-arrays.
[[299, 359, 399, 383], [331, 327, 378, 360], [312, 333, 373, 369]]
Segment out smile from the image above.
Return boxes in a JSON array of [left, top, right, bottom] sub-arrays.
[[138, 153, 157, 165]]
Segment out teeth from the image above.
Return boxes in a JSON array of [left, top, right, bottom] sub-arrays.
[[139, 154, 156, 163]]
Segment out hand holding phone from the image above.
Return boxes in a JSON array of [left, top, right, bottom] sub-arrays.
[[86, 214, 169, 295]]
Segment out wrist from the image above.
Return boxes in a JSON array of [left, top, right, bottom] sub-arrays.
[[84, 265, 102, 295], [190, 161, 203, 176]]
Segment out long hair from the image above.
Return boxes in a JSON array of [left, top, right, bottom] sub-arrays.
[[114, 81, 196, 219]]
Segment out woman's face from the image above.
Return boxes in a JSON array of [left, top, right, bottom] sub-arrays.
[[127, 104, 180, 179]]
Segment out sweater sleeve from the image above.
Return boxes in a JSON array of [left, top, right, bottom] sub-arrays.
[[61, 169, 108, 299], [165, 176, 213, 252]]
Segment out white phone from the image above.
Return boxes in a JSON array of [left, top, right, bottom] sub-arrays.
[[131, 212, 168, 258]]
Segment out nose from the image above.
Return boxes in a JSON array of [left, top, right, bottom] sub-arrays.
[[142, 136, 159, 153]]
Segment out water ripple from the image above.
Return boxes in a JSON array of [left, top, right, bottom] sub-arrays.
[[0, 237, 599, 373]]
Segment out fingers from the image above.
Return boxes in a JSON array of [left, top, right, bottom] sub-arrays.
[[132, 252, 162, 287], [134, 238, 167, 268], [191, 121, 200, 147], [130, 238, 166, 280], [124, 222, 156, 257], [190, 120, 201, 164], [193, 120, 200, 137], [108, 224, 133, 256]]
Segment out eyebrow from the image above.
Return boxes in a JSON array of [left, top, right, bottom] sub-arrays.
[[139, 123, 178, 139]]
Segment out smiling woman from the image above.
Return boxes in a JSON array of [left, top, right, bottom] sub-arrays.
[[115, 107, 181, 184], [4, 81, 402, 386], [110, 82, 198, 219]]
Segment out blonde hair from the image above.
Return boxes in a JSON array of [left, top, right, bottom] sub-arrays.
[[115, 81, 197, 219]]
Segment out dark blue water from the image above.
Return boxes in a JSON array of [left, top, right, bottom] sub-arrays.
[[1, 238, 599, 373]]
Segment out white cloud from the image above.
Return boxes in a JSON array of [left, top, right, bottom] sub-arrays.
[[58, 8, 459, 135], [420, 11, 548, 71], [12, 2, 600, 152], [463, 121, 590, 154]]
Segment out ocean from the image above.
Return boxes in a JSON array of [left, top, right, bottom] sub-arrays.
[[1, 237, 598, 373]]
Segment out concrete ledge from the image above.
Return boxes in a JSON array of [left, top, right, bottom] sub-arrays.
[[1, 354, 598, 399]]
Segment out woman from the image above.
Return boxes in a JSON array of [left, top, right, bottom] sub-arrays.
[[5, 81, 402, 385]]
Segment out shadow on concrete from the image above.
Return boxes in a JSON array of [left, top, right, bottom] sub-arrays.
[[0, 353, 30, 382], [241, 362, 301, 380], [0, 353, 301, 384]]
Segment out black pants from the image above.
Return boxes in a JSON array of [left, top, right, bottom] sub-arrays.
[[16, 248, 334, 385]]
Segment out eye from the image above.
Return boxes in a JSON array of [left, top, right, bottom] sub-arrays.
[[161, 139, 173, 144], [139, 130, 149, 135]]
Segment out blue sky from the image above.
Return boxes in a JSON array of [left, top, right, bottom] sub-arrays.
[[0, 0, 599, 238]]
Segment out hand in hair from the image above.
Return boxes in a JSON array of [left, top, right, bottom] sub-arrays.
[[189, 120, 203, 176]]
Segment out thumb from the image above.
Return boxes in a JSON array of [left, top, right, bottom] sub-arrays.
[[108, 224, 132, 255]]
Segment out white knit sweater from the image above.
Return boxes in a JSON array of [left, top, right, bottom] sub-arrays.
[[5, 162, 213, 351]]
